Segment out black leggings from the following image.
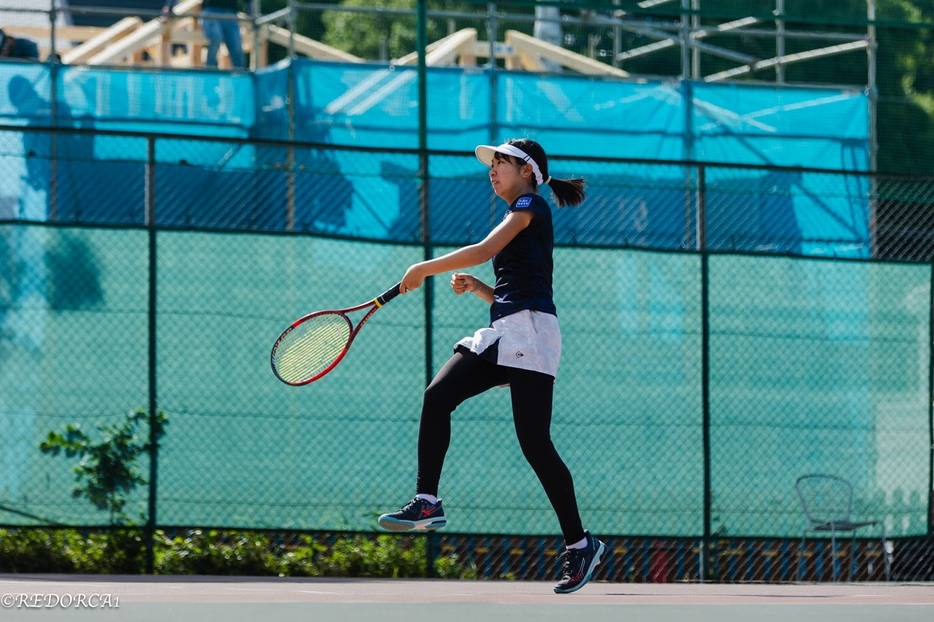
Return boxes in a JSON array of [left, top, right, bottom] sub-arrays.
[[416, 348, 585, 544]]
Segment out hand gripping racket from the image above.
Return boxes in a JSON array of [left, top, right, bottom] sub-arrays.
[[270, 283, 401, 386]]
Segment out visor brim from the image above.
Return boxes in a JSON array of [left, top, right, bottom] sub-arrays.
[[475, 145, 499, 167]]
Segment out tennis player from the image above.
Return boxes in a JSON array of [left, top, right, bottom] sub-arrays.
[[378, 138, 607, 594]]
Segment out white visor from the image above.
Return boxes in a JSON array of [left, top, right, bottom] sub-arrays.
[[475, 143, 548, 186]]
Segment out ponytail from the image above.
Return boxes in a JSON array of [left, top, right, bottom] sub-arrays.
[[544, 176, 586, 208], [502, 138, 586, 208]]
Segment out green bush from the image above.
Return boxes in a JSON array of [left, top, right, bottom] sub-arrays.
[[274, 534, 326, 577], [318, 534, 426, 578], [0, 528, 471, 578], [70, 530, 147, 574], [0, 528, 145, 574], [0, 529, 76, 573], [154, 530, 283, 576], [434, 552, 478, 580]]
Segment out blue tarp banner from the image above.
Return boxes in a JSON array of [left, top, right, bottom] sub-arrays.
[[0, 59, 871, 255]]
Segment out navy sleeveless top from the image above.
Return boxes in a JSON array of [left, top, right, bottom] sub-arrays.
[[489, 193, 556, 323]]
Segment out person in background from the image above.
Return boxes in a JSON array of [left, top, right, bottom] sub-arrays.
[[533, 6, 563, 73], [163, 0, 246, 68], [0, 28, 40, 61]]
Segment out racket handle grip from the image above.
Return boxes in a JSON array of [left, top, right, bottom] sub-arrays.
[[376, 283, 402, 307]]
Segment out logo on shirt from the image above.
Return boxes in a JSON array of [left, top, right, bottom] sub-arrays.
[[515, 350, 524, 358], [515, 196, 533, 208]]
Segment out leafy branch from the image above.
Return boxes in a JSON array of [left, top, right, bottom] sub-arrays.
[[39, 408, 168, 525]]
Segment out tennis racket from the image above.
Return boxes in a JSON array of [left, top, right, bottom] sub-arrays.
[[270, 283, 402, 386]]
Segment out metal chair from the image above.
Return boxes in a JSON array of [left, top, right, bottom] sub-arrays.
[[795, 473, 890, 581]]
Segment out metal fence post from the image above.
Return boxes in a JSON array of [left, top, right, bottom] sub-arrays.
[[700, 220, 712, 579], [775, 0, 786, 84], [487, 3, 499, 228], [49, 0, 59, 221], [928, 263, 934, 537], [417, 0, 433, 388], [286, 0, 297, 231], [696, 165, 706, 251], [145, 135, 159, 574], [867, 0, 879, 257]]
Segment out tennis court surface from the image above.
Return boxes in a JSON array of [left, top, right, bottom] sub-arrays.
[[1, 575, 932, 622]]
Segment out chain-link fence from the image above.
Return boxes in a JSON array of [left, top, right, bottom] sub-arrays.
[[0, 128, 930, 581], [0, 0, 932, 583]]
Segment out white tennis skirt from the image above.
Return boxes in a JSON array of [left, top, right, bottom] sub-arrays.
[[455, 309, 561, 378]]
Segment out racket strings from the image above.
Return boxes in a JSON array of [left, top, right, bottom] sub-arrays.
[[273, 313, 351, 383]]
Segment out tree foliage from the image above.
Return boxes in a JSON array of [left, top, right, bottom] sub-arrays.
[[321, 0, 476, 61], [876, 0, 934, 173], [39, 408, 168, 525], [312, 1, 934, 173]]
